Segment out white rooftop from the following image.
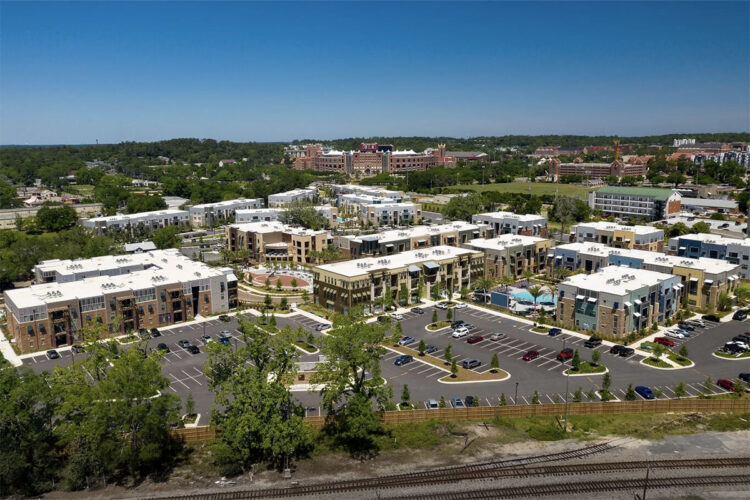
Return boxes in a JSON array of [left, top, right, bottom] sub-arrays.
[[671, 233, 749, 245], [189, 198, 262, 210], [317, 245, 479, 278], [269, 188, 317, 198], [574, 221, 662, 235], [84, 208, 187, 223], [350, 222, 480, 244], [474, 211, 546, 223], [467, 234, 546, 250], [229, 221, 328, 236], [34, 248, 185, 277], [561, 266, 676, 295]]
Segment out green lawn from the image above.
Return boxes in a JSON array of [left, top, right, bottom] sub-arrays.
[[454, 182, 592, 200], [565, 361, 606, 375]]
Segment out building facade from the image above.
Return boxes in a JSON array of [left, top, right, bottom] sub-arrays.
[[359, 202, 422, 227], [225, 221, 332, 265], [550, 159, 648, 181], [312, 246, 484, 314], [188, 198, 263, 227], [572, 221, 664, 251], [556, 266, 681, 336], [235, 206, 338, 226], [472, 211, 548, 237], [268, 188, 318, 207], [5, 249, 236, 353], [81, 209, 190, 234], [464, 234, 551, 279], [0, 203, 104, 230], [667, 233, 750, 279], [587, 186, 681, 221]]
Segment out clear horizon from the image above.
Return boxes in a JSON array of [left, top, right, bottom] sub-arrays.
[[1, 1, 748, 145]]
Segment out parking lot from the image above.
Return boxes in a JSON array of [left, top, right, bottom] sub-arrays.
[[19, 304, 750, 418]]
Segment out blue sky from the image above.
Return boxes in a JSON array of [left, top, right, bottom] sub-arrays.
[[1, 1, 748, 144]]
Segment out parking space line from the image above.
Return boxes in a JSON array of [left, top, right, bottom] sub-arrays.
[[169, 373, 190, 389]]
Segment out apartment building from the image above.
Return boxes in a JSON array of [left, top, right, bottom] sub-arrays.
[[346, 222, 492, 258], [572, 221, 664, 251], [464, 234, 551, 279], [268, 188, 317, 207], [668, 233, 750, 279], [557, 266, 681, 336], [235, 206, 338, 226], [472, 211, 548, 237], [551, 242, 740, 309], [330, 184, 403, 203], [312, 246, 484, 314], [359, 202, 422, 227], [188, 198, 263, 227], [225, 221, 331, 265], [81, 209, 190, 234], [5, 249, 236, 353], [587, 186, 681, 221]]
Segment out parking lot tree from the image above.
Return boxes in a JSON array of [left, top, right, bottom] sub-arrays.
[[291, 278, 298, 289], [651, 343, 665, 361], [270, 313, 277, 328], [678, 344, 689, 360], [265, 276, 271, 287], [384, 285, 394, 311], [312, 310, 392, 454], [591, 348, 601, 366], [625, 385, 637, 401], [184, 392, 196, 418], [264, 293, 272, 309], [703, 376, 714, 394], [301, 289, 309, 303], [280, 297, 288, 310], [306, 331, 315, 348], [573, 387, 583, 403], [418, 339, 426, 356], [444, 344, 453, 365], [460, 287, 469, 300], [450, 359, 458, 378], [431, 280, 442, 300], [431, 309, 438, 324], [602, 372, 612, 392], [733, 379, 745, 397], [586, 389, 596, 401], [531, 391, 540, 404], [652, 388, 663, 398], [571, 349, 580, 371], [439, 396, 447, 408], [499, 393, 507, 406], [490, 353, 499, 372], [446, 307, 453, 321], [674, 382, 687, 399], [0, 366, 58, 496], [276, 278, 283, 291], [401, 385, 410, 407]]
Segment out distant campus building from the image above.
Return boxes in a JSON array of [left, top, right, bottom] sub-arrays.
[[587, 186, 681, 221]]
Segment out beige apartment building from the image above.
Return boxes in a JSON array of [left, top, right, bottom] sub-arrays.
[[464, 234, 551, 279], [225, 221, 332, 265]]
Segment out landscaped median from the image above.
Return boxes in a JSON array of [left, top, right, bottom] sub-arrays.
[[564, 361, 606, 376], [385, 344, 510, 383], [713, 350, 750, 360], [426, 321, 451, 331], [640, 341, 694, 369]]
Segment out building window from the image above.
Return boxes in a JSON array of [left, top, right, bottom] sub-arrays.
[[27, 325, 34, 335]]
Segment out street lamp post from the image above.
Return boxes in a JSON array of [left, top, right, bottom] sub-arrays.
[[514, 382, 519, 405], [563, 337, 570, 432]]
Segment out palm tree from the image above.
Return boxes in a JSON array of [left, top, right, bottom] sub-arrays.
[[522, 269, 535, 282], [527, 285, 544, 312], [735, 285, 750, 306], [499, 275, 516, 293]]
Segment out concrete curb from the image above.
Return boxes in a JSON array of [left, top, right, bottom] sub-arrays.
[[711, 352, 750, 362], [564, 366, 609, 377]]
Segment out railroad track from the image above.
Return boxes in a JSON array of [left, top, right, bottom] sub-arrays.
[[390, 475, 750, 499]]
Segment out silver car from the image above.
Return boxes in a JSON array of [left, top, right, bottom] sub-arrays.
[[489, 332, 506, 341]]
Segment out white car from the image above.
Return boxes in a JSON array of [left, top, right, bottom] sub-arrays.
[[666, 330, 685, 339], [489, 332, 506, 341], [454, 303, 468, 309], [435, 302, 449, 310], [390, 313, 404, 320], [452, 327, 469, 338]]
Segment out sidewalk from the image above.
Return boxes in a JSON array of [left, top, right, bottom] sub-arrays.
[[0, 333, 22, 367]]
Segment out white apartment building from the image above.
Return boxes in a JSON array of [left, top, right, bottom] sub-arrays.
[[359, 202, 422, 227], [667, 233, 750, 279], [587, 186, 682, 221], [472, 211, 548, 237], [330, 184, 403, 203], [188, 198, 263, 227], [81, 209, 190, 234], [268, 188, 317, 207]]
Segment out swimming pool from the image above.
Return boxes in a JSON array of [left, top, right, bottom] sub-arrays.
[[512, 289, 557, 305]]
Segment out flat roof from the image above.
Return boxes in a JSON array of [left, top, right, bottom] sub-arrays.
[[680, 197, 738, 209], [574, 221, 663, 235], [670, 233, 749, 246], [350, 222, 480, 244], [473, 211, 547, 223], [467, 234, 547, 250], [228, 221, 328, 236], [316, 245, 480, 278], [594, 186, 676, 201], [269, 188, 316, 198], [561, 266, 676, 295], [84, 208, 188, 223], [189, 198, 262, 210], [364, 202, 418, 209]]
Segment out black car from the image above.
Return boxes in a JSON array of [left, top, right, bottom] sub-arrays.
[[465, 395, 476, 407], [619, 347, 635, 357], [677, 322, 695, 331], [219, 314, 231, 322], [157, 343, 170, 352], [412, 307, 424, 315], [424, 344, 438, 354], [71, 345, 85, 354], [451, 320, 466, 329], [46, 349, 60, 359], [609, 345, 625, 355], [733, 335, 750, 343], [739, 373, 750, 383], [584, 336, 602, 348], [178, 339, 191, 348], [150, 328, 161, 337], [702, 314, 721, 323], [733, 309, 748, 321], [186, 345, 200, 354], [463, 323, 475, 330]]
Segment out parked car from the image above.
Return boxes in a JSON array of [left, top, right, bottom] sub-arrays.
[[201, 334, 213, 343], [619, 347, 635, 357], [138, 328, 149, 338], [435, 302, 449, 310], [315, 323, 331, 331], [390, 313, 404, 320], [467, 335, 484, 344], [677, 322, 694, 331], [584, 336, 602, 348], [218, 330, 232, 339], [451, 320, 466, 329], [398, 336, 416, 346], [71, 345, 85, 354], [46, 349, 60, 360], [556, 348, 574, 361], [522, 350, 540, 361], [734, 309, 748, 321], [739, 373, 750, 383], [377, 316, 391, 323], [451, 397, 466, 408], [462, 359, 481, 369], [654, 337, 675, 347], [427, 399, 440, 409], [178, 339, 191, 348], [666, 330, 685, 339], [548, 328, 562, 337], [452, 327, 469, 338], [687, 319, 705, 327], [732, 335, 750, 343], [465, 396, 476, 407], [454, 303, 467, 310], [219, 314, 231, 322], [463, 323, 476, 330], [702, 314, 721, 323], [717, 379, 735, 391], [424, 344, 438, 354], [675, 328, 691, 337], [157, 343, 170, 352], [412, 307, 424, 315], [635, 386, 655, 400], [186, 345, 200, 354], [489, 332, 506, 341], [724, 341, 748, 353], [610, 345, 625, 354], [394, 354, 413, 366]]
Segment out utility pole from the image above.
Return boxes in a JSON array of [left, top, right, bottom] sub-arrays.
[[514, 381, 519, 405]]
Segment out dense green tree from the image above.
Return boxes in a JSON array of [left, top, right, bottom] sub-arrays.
[[125, 194, 167, 214], [0, 182, 21, 209], [442, 193, 485, 221], [625, 384, 637, 401], [36, 204, 79, 232], [152, 225, 182, 249]]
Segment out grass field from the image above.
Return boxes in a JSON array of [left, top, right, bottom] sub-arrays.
[[454, 182, 592, 200]]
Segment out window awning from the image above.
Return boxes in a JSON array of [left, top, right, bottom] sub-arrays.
[[385, 244, 394, 248], [408, 265, 420, 273], [417, 239, 427, 244], [423, 261, 440, 271], [634, 299, 642, 305], [703, 279, 713, 285], [633, 312, 641, 318], [555, 256, 563, 260], [576, 295, 585, 300], [689, 277, 698, 282], [587, 297, 597, 303], [677, 283, 684, 288], [624, 301, 633, 307], [679, 247, 686, 250]]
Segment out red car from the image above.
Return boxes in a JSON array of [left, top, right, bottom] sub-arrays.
[[654, 337, 675, 347], [556, 348, 574, 362], [717, 379, 735, 391], [467, 335, 484, 344], [522, 350, 539, 361]]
